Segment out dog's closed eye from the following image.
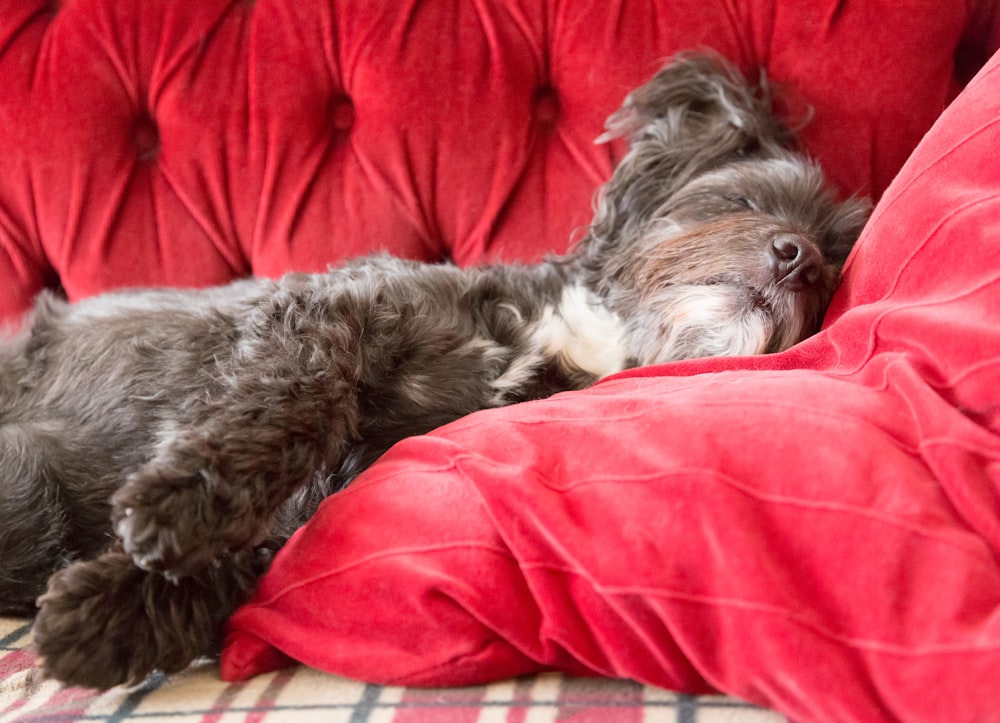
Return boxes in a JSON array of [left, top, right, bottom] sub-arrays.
[[725, 194, 759, 211]]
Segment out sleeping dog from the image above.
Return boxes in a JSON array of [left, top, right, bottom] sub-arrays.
[[0, 53, 868, 688]]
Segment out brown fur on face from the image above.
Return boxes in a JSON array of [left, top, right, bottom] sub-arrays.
[[627, 156, 862, 356], [0, 52, 868, 689]]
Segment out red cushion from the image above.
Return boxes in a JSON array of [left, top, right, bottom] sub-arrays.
[[221, 50, 1000, 722], [2, 0, 1000, 324]]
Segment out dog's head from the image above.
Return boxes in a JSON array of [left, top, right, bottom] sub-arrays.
[[573, 53, 870, 364]]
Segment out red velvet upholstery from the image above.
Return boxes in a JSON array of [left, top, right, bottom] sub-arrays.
[[2, 0, 999, 325], [223, 53, 1000, 722]]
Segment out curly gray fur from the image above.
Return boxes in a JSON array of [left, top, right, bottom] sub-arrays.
[[0, 53, 868, 689]]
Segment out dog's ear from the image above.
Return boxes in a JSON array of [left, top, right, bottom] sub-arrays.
[[585, 53, 791, 251], [598, 51, 791, 170]]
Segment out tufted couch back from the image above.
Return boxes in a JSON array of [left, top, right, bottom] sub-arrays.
[[2, 0, 999, 325]]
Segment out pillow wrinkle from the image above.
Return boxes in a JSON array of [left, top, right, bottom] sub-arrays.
[[252, 542, 516, 609], [885, 196, 1000, 305], [661, 467, 983, 552], [836, 125, 1000, 314], [481, 451, 989, 589], [917, 440, 1000, 555]]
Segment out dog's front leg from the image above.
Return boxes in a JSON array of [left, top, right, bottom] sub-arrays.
[[112, 282, 363, 577]]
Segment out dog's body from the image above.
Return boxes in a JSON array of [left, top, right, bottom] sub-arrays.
[[0, 54, 868, 688]]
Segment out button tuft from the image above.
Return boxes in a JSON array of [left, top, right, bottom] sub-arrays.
[[330, 97, 355, 133], [133, 114, 161, 163], [532, 86, 560, 127]]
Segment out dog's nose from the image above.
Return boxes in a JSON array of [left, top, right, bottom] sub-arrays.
[[769, 234, 823, 291]]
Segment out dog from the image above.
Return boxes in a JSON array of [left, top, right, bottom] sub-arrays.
[[0, 53, 869, 689]]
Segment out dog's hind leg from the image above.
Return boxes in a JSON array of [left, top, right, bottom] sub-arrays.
[[0, 416, 130, 614], [0, 327, 68, 614], [33, 544, 275, 689], [0, 422, 73, 615]]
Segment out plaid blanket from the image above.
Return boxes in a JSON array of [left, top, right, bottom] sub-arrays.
[[1, 617, 782, 722]]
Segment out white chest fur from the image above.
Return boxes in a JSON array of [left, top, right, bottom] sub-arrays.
[[528, 284, 630, 378]]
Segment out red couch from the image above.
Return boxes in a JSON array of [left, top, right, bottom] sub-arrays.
[[3, 0, 999, 324], [3, 1, 1000, 721]]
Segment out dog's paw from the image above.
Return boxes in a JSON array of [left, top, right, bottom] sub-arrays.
[[112, 472, 212, 576], [35, 549, 264, 690], [33, 556, 180, 689], [112, 460, 262, 577]]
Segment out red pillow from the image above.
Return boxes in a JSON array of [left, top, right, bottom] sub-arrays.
[[222, 50, 1000, 722]]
